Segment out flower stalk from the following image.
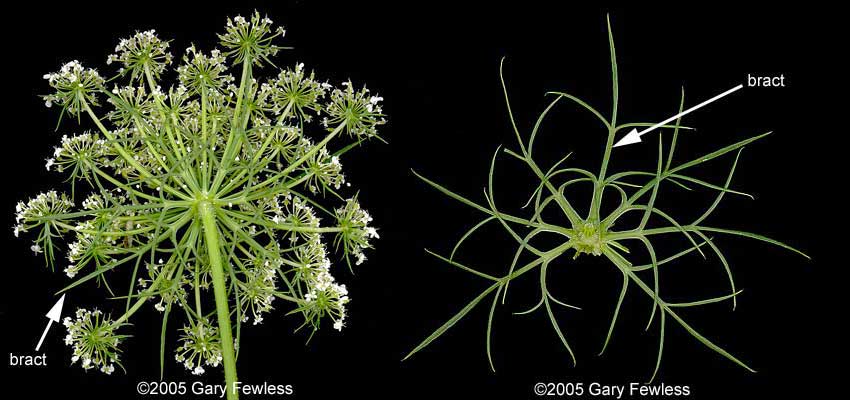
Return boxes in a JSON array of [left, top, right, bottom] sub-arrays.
[[199, 200, 238, 400]]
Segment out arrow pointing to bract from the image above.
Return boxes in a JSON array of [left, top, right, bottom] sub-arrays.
[[613, 84, 744, 148], [35, 294, 65, 351]]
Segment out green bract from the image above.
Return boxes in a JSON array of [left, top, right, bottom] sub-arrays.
[[405, 17, 808, 380], [14, 11, 384, 400]]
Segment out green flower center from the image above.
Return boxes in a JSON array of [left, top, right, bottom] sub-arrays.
[[571, 222, 604, 258]]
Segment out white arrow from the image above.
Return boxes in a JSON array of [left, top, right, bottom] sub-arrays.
[[35, 294, 65, 351], [613, 84, 744, 148]]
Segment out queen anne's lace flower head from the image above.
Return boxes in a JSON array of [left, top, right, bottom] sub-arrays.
[[15, 191, 74, 232], [64, 219, 119, 277], [17, 11, 386, 384], [137, 260, 188, 312], [106, 85, 154, 127], [47, 132, 107, 178], [238, 257, 279, 325], [218, 12, 287, 66], [323, 81, 386, 138], [63, 308, 127, 374], [177, 45, 234, 94], [42, 61, 105, 118], [248, 124, 302, 166], [107, 30, 173, 82], [271, 195, 321, 244], [263, 62, 328, 122], [175, 319, 223, 375], [14, 192, 74, 267], [302, 264, 349, 332], [302, 148, 345, 193], [334, 197, 379, 267]]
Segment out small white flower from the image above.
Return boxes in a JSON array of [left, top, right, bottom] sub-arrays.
[[64, 264, 78, 278]]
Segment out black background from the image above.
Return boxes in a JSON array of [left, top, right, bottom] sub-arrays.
[[0, 1, 840, 399]]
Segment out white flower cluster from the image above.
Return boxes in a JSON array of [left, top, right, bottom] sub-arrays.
[[292, 234, 330, 276], [248, 124, 302, 166], [137, 260, 187, 311], [323, 81, 386, 138], [81, 190, 129, 212], [42, 60, 104, 89], [175, 319, 223, 376], [81, 193, 106, 210], [64, 220, 119, 278], [238, 257, 279, 325], [303, 148, 345, 193], [270, 195, 321, 243], [46, 132, 107, 174], [13, 191, 74, 237], [107, 29, 173, 81], [219, 12, 286, 66], [303, 256, 349, 331], [63, 308, 124, 374], [177, 45, 234, 94], [42, 61, 105, 115], [263, 62, 329, 121], [106, 85, 154, 127], [335, 198, 379, 266], [16, 12, 387, 381], [271, 205, 351, 332]]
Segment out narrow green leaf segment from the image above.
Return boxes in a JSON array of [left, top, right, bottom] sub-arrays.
[[406, 15, 809, 379], [14, 11, 386, 397]]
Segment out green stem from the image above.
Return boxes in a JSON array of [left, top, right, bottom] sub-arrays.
[[216, 101, 295, 195], [212, 60, 253, 194], [81, 101, 191, 201], [32, 202, 179, 221], [112, 258, 182, 326], [199, 201, 239, 400], [112, 295, 148, 326], [272, 292, 305, 304], [53, 220, 157, 236], [217, 208, 342, 233], [201, 87, 210, 189], [226, 122, 347, 197]]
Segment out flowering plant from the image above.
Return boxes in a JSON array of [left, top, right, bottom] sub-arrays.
[[15, 12, 384, 399]]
